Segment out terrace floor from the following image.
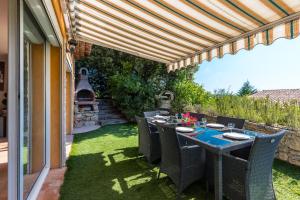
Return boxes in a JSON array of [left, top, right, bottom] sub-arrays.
[[59, 124, 300, 200], [0, 137, 7, 200]]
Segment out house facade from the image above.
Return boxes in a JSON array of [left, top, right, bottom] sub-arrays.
[[2, 0, 300, 200], [1, 0, 77, 199]]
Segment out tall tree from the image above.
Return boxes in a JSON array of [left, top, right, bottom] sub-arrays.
[[237, 80, 257, 96]]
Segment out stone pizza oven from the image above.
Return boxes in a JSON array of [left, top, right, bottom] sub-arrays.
[[74, 68, 99, 128]]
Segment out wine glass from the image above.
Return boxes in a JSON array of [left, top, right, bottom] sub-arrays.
[[201, 118, 207, 129], [195, 121, 201, 129], [228, 122, 235, 132]]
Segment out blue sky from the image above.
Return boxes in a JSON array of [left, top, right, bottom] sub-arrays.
[[194, 36, 300, 93]]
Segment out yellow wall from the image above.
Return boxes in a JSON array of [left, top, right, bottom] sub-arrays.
[[51, 0, 67, 40], [31, 43, 45, 172], [52, 0, 74, 136], [50, 45, 61, 168]]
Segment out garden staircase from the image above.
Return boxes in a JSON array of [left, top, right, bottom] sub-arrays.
[[97, 99, 128, 126]]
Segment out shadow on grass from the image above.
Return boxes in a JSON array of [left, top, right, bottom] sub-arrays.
[[60, 124, 208, 200], [272, 159, 300, 199], [273, 159, 300, 180], [60, 152, 208, 200], [60, 124, 299, 200]]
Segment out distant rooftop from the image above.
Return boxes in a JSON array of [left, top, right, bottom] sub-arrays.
[[251, 89, 300, 102]]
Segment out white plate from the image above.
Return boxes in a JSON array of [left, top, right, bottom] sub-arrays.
[[206, 123, 225, 128], [154, 115, 169, 120], [176, 127, 194, 133], [223, 132, 251, 140], [152, 119, 166, 124]]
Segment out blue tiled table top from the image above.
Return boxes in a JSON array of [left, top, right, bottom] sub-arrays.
[[194, 128, 230, 146], [192, 127, 261, 147]]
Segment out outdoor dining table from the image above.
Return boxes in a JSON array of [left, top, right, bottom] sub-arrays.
[[148, 117, 265, 200], [177, 127, 263, 200]]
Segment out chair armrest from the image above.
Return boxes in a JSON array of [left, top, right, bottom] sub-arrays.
[[148, 123, 158, 133], [150, 130, 159, 135], [181, 145, 199, 150], [178, 134, 197, 146], [149, 131, 160, 142], [181, 145, 205, 167]]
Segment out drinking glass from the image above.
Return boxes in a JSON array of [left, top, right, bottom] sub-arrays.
[[195, 121, 201, 129], [228, 122, 235, 132], [201, 118, 207, 129]]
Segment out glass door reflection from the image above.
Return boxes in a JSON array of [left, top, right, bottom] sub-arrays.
[[23, 5, 46, 198]]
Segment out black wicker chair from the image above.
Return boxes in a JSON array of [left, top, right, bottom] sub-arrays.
[[189, 113, 206, 121], [143, 110, 160, 118], [156, 124, 205, 194], [223, 130, 286, 200], [216, 116, 245, 129], [135, 116, 161, 163], [206, 116, 246, 188]]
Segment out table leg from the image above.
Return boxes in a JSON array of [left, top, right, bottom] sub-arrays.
[[214, 153, 223, 200]]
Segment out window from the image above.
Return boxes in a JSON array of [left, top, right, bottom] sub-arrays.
[[23, 5, 46, 198]]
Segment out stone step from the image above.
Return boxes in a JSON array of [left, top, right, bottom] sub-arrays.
[[98, 113, 124, 120], [97, 99, 113, 106], [96, 98, 127, 126], [98, 110, 119, 115], [98, 105, 114, 110], [100, 119, 128, 126]]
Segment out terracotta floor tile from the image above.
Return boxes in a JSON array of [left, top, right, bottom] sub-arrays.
[[37, 167, 67, 200], [0, 138, 7, 200]]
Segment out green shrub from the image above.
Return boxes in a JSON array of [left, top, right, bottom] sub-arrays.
[[109, 73, 157, 121], [200, 95, 300, 129], [171, 80, 211, 112], [76, 46, 300, 129]]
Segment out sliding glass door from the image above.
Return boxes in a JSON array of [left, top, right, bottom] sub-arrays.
[[8, 0, 59, 199], [22, 4, 46, 199]]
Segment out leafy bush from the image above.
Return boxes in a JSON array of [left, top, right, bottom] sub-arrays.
[[171, 80, 211, 112], [76, 46, 300, 129], [200, 95, 300, 129], [76, 45, 203, 120], [109, 73, 157, 121]]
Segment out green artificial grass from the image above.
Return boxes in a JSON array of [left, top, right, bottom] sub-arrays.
[[60, 124, 300, 200]]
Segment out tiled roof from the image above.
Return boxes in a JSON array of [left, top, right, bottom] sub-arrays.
[[250, 89, 300, 102]]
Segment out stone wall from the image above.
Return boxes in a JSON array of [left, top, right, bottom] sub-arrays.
[[245, 121, 300, 166], [74, 111, 99, 128], [206, 115, 300, 166]]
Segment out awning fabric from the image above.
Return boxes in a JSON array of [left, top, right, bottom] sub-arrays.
[[69, 0, 300, 72]]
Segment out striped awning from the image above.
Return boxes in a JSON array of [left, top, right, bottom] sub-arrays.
[[68, 0, 300, 71]]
